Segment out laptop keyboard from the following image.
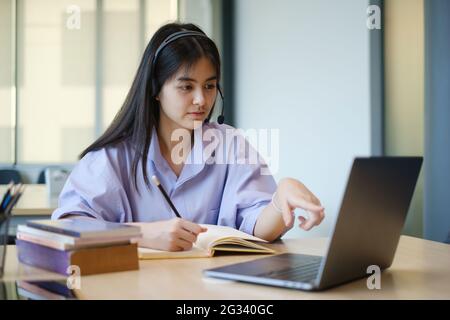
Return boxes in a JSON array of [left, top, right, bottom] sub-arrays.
[[256, 254, 322, 283]]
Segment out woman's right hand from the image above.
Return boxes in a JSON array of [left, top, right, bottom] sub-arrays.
[[129, 218, 207, 251]]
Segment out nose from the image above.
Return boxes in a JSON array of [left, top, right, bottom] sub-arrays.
[[192, 89, 206, 107]]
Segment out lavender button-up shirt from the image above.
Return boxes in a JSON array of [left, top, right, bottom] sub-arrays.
[[52, 123, 277, 235]]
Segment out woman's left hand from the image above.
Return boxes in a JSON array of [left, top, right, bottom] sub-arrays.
[[274, 178, 325, 231]]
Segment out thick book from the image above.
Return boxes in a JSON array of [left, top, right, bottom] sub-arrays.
[[17, 225, 135, 250], [138, 224, 276, 259], [26, 219, 141, 238], [16, 239, 139, 275]]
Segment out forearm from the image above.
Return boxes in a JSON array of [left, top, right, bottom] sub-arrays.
[[253, 203, 287, 242]]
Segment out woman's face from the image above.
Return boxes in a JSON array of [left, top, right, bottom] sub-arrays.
[[157, 57, 218, 131]]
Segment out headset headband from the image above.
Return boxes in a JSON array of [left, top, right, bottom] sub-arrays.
[[152, 30, 209, 68]]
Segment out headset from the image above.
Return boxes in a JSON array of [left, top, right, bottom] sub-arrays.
[[151, 30, 225, 125]]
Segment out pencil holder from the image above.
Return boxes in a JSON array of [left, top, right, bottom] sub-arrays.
[[0, 211, 11, 278]]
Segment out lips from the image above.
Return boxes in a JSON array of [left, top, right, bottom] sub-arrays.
[[187, 112, 205, 118], [188, 112, 205, 115]]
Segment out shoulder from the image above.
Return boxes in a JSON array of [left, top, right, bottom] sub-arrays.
[[76, 140, 133, 177]]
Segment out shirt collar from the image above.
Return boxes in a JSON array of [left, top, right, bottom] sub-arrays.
[[148, 126, 167, 174], [148, 124, 214, 185]]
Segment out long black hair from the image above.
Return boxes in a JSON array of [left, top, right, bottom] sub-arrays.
[[79, 23, 221, 192]]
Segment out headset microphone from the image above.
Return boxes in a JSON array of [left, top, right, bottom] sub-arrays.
[[217, 85, 225, 124]]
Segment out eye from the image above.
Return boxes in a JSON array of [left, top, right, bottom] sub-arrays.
[[179, 85, 192, 91], [205, 83, 216, 90]]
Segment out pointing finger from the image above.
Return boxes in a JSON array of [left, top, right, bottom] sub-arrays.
[[289, 196, 324, 213]]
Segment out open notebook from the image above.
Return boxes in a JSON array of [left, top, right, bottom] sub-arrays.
[[138, 224, 276, 259]]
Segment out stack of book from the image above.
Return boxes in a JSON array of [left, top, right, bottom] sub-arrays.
[[16, 219, 142, 275]]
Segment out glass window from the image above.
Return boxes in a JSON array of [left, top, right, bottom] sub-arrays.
[[8, 0, 177, 164], [145, 0, 178, 43], [17, 0, 96, 163], [0, 0, 14, 163], [102, 0, 140, 130], [102, 0, 177, 130]]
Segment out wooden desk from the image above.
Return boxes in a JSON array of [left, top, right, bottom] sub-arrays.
[[0, 184, 56, 216], [2, 235, 450, 299]]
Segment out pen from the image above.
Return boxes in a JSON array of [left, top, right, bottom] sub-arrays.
[[0, 181, 14, 211], [151, 175, 182, 218], [4, 184, 25, 215]]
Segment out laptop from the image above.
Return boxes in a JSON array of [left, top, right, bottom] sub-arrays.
[[204, 157, 423, 291]]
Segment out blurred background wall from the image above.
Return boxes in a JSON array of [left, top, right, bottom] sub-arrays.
[[233, 0, 372, 239]]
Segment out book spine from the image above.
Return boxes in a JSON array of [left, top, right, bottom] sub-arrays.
[[16, 232, 70, 251], [16, 239, 71, 275], [24, 221, 142, 239], [26, 222, 81, 237], [18, 225, 137, 247], [18, 225, 77, 244], [17, 239, 139, 276]]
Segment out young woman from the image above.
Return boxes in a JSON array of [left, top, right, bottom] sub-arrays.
[[52, 23, 325, 251]]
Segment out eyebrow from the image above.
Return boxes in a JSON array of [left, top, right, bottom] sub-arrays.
[[177, 76, 218, 83]]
